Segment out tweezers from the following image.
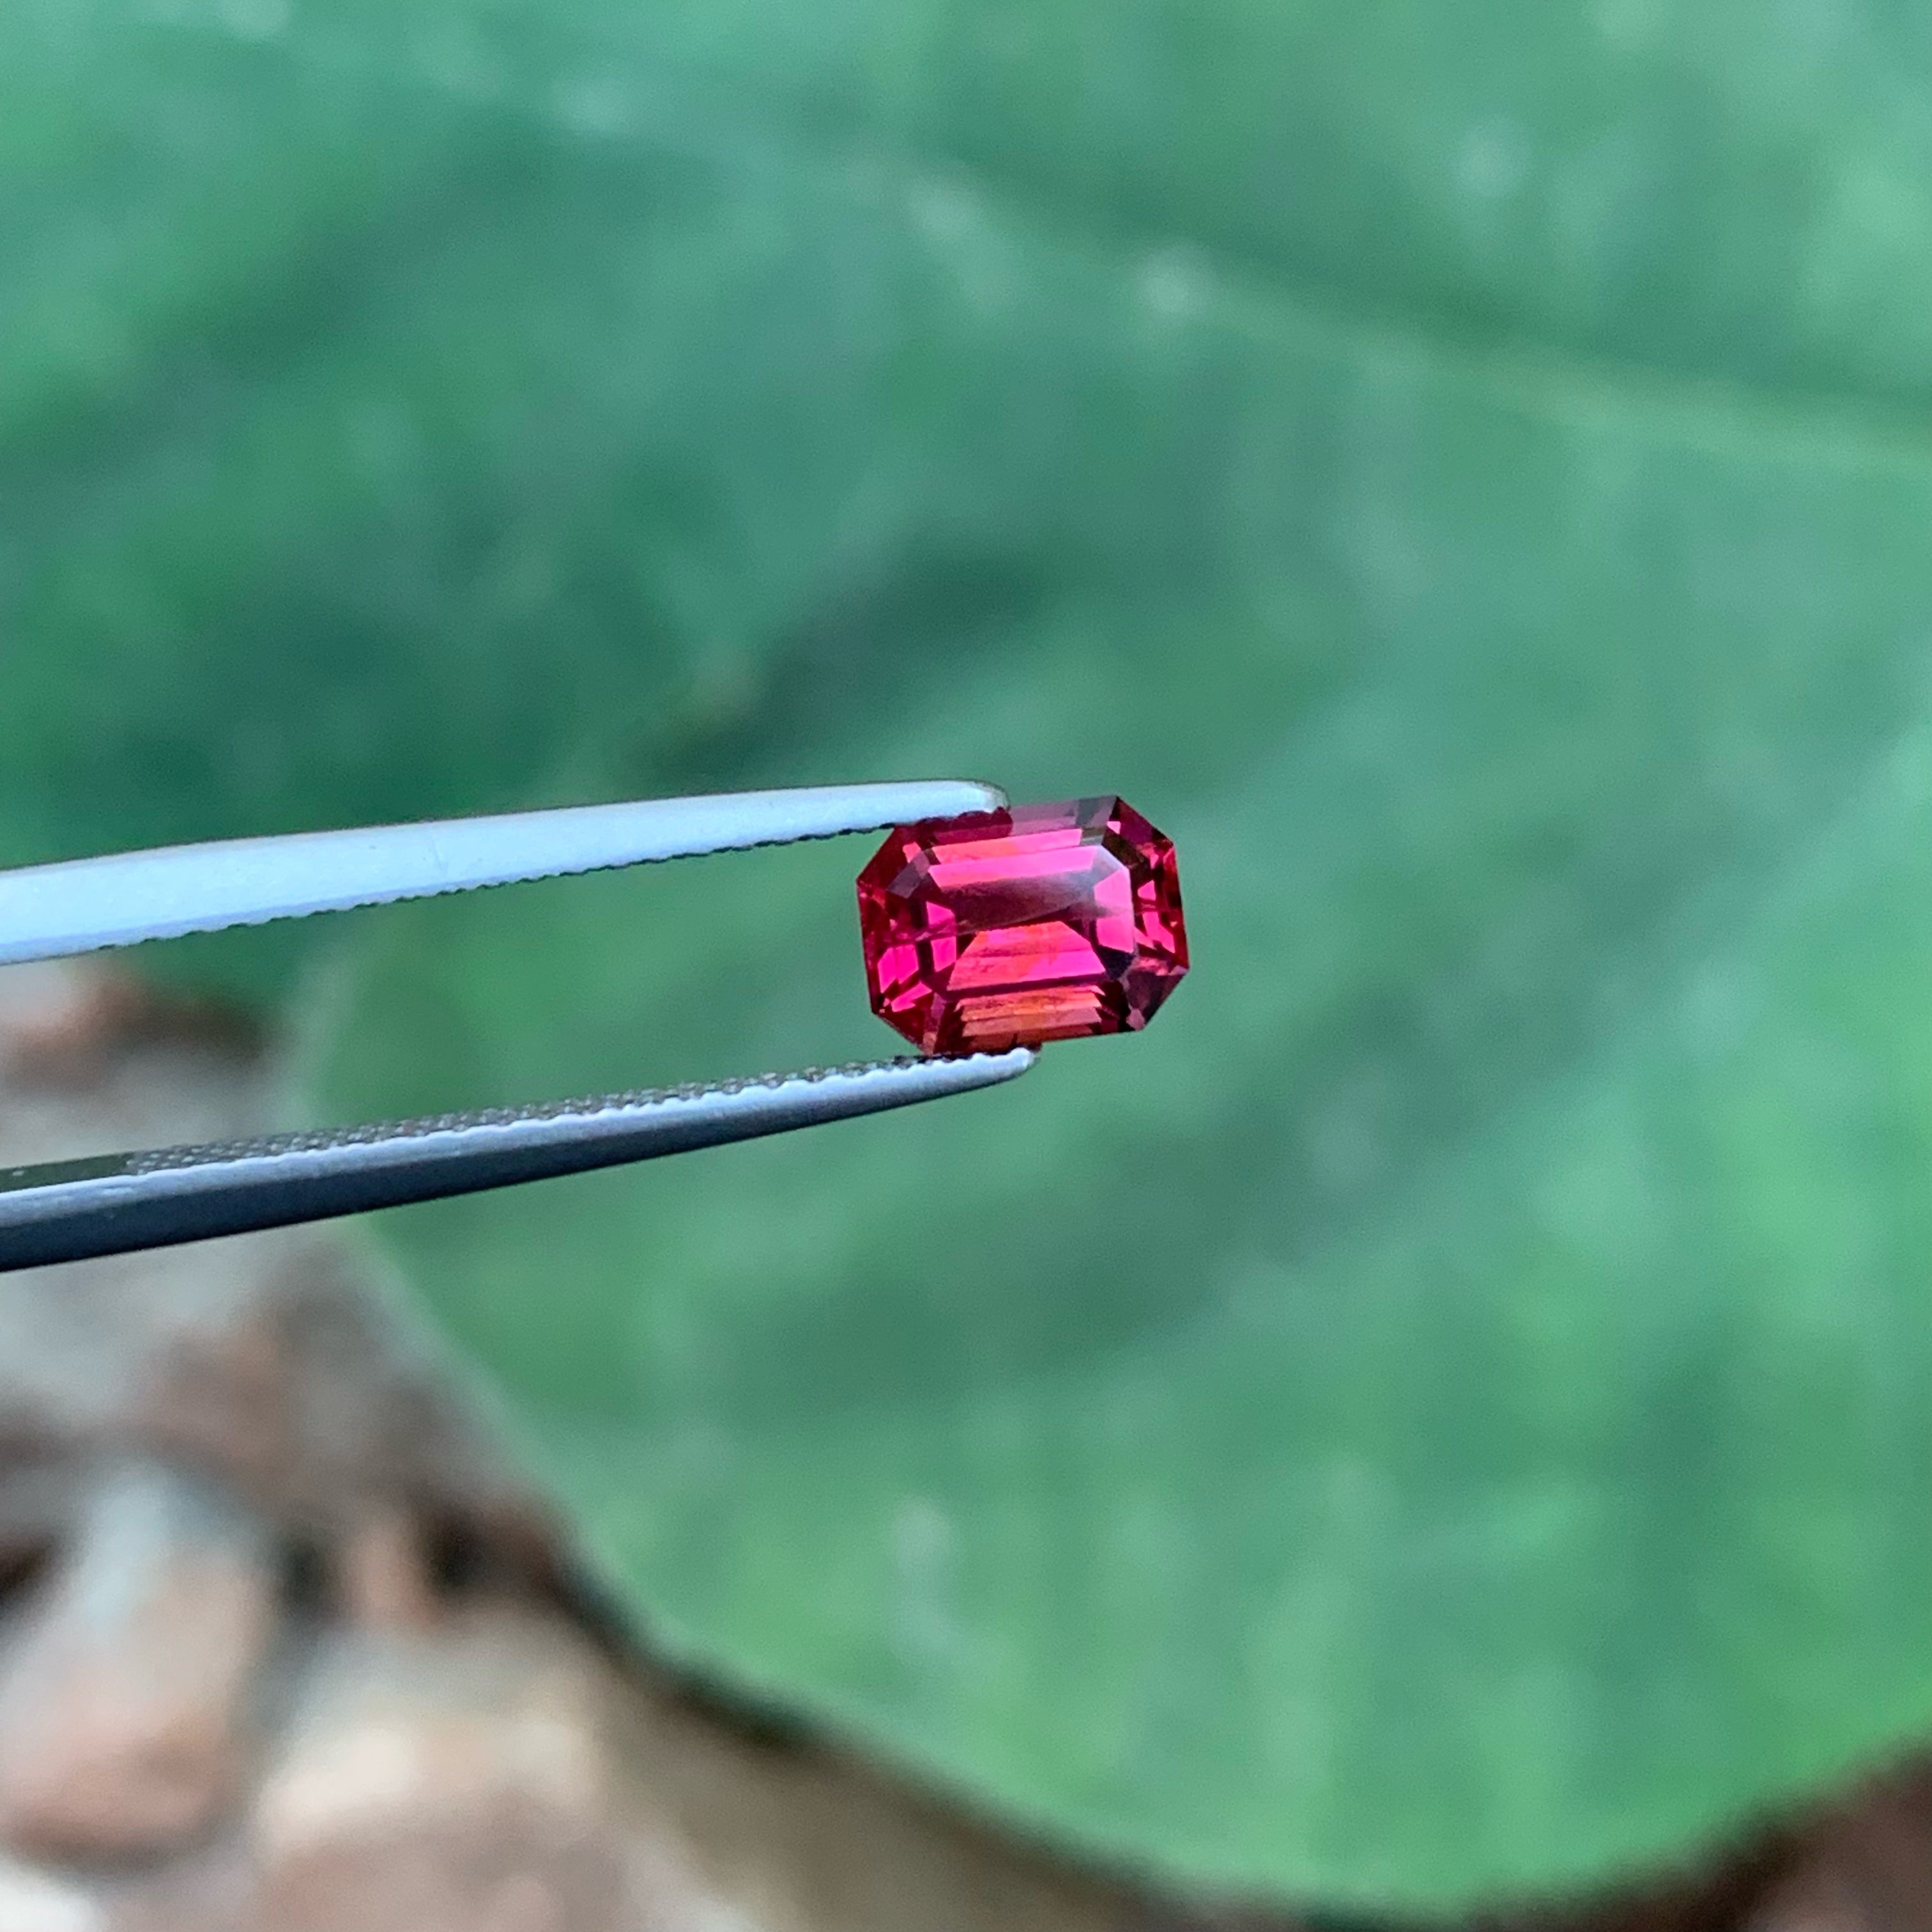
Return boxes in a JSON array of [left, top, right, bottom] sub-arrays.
[[0, 782, 1034, 1273]]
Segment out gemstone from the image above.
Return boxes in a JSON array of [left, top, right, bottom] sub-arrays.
[[856, 795, 1188, 1054]]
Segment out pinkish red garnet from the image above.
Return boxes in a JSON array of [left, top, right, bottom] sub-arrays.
[[856, 796, 1188, 1055]]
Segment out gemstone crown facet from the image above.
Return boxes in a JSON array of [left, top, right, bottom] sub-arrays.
[[855, 795, 1188, 1054]]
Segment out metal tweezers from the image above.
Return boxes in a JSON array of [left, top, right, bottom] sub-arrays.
[[0, 782, 1034, 1273]]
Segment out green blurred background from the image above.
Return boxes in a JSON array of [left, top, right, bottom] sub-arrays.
[[10, 0, 1932, 1913]]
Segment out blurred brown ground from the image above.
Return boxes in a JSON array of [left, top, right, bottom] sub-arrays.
[[0, 960, 1920, 1932]]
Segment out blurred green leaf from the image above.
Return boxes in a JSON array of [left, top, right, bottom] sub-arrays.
[[10, 0, 1932, 1910]]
